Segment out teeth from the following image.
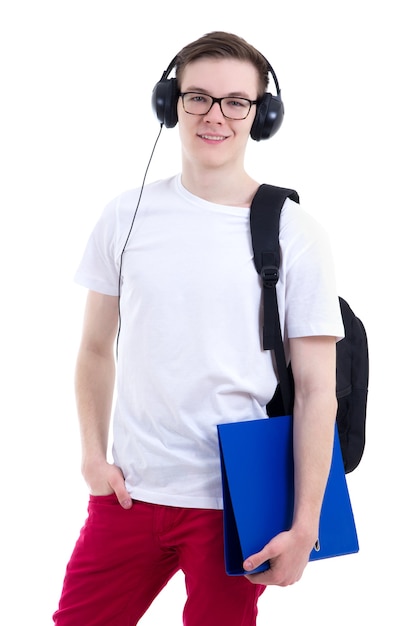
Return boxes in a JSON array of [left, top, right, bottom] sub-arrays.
[[200, 135, 225, 141]]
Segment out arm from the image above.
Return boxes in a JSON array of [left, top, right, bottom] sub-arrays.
[[244, 335, 337, 585], [75, 290, 132, 508]]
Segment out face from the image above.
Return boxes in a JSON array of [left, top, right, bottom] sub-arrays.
[[177, 58, 259, 171]]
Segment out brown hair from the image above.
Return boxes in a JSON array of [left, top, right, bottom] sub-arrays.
[[174, 31, 270, 97]]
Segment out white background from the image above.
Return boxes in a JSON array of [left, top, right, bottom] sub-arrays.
[[1, 1, 416, 624]]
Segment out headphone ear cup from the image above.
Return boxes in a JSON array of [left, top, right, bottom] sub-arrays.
[[151, 78, 179, 128], [250, 92, 284, 141]]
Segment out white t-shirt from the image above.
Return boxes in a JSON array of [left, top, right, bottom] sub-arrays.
[[75, 174, 344, 509]]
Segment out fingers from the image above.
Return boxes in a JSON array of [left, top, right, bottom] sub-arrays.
[[243, 531, 284, 574], [108, 467, 133, 509], [244, 556, 294, 587], [243, 547, 271, 576], [84, 461, 132, 508], [243, 532, 309, 586]]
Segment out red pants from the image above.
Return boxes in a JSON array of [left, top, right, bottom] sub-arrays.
[[53, 495, 265, 625]]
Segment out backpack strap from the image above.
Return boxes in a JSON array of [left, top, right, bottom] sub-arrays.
[[250, 184, 300, 416]]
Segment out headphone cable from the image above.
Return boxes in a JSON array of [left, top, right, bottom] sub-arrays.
[[116, 123, 164, 356]]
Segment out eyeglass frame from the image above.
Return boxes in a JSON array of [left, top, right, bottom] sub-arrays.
[[179, 92, 259, 120]]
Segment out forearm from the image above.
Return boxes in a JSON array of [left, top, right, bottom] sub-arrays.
[[75, 347, 116, 473], [291, 388, 337, 543]]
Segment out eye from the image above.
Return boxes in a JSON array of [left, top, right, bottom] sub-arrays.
[[189, 93, 209, 103], [224, 98, 249, 109]]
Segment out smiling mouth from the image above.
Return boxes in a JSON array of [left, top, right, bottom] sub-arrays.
[[199, 134, 227, 141]]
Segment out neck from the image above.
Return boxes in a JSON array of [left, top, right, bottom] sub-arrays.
[[181, 163, 259, 207]]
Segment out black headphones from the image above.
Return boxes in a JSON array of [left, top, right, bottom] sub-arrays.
[[151, 55, 284, 141]]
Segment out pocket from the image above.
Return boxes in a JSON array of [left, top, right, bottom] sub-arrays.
[[88, 493, 121, 524], [89, 492, 119, 504]]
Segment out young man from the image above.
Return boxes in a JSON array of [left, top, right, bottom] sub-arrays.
[[53, 31, 343, 626]]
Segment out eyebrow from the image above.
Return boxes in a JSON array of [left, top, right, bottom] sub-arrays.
[[183, 86, 254, 99]]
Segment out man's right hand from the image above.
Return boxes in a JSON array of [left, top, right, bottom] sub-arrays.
[[83, 461, 133, 509]]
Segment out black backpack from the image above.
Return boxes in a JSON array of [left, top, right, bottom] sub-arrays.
[[250, 184, 369, 473]]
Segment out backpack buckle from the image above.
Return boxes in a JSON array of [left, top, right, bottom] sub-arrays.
[[261, 265, 279, 288]]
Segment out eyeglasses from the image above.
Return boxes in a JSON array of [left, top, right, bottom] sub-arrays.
[[179, 92, 258, 120]]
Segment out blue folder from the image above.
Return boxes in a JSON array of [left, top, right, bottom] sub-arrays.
[[217, 415, 359, 576]]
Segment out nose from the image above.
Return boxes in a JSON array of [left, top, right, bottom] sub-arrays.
[[203, 100, 224, 123]]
